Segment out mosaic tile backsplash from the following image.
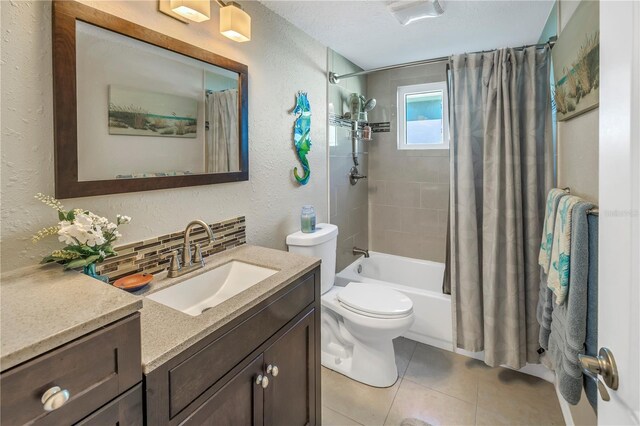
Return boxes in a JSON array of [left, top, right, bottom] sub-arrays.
[[96, 216, 246, 282]]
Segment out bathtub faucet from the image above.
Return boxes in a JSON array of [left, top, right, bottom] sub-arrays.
[[353, 247, 370, 258]]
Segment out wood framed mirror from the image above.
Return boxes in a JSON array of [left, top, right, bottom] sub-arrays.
[[52, 1, 249, 198]]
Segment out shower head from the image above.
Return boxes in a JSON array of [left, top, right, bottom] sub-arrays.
[[363, 98, 377, 112]]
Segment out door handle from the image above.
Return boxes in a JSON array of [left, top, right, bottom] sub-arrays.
[[578, 347, 619, 401]]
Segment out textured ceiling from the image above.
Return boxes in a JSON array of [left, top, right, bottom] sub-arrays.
[[259, 0, 555, 69]]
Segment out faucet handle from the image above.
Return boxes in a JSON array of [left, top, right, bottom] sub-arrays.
[[162, 250, 181, 275], [192, 244, 205, 265]]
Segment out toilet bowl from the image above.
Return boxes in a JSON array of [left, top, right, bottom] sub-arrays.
[[321, 283, 414, 387], [286, 224, 414, 388]]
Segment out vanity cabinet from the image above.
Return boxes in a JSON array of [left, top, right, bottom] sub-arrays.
[[0, 314, 142, 426], [145, 267, 321, 426], [264, 311, 316, 426]]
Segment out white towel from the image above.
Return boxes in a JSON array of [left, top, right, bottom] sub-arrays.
[[538, 188, 567, 274], [547, 195, 581, 304]]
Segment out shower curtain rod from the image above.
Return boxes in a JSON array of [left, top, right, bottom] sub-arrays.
[[328, 37, 557, 84]]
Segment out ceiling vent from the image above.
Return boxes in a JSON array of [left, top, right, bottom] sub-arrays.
[[388, 0, 444, 25]]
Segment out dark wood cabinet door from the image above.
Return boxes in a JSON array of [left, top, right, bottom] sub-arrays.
[[180, 354, 264, 426], [0, 314, 141, 426], [264, 310, 316, 426], [75, 384, 143, 426]]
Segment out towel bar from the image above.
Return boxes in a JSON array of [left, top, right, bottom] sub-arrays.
[[559, 188, 599, 215]]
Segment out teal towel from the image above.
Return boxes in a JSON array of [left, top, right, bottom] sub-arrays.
[[548, 195, 581, 304], [539, 188, 567, 273]]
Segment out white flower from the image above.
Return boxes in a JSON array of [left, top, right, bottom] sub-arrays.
[[87, 212, 108, 228], [85, 230, 106, 247], [117, 215, 131, 225], [116, 215, 131, 225], [57, 213, 106, 247], [75, 213, 93, 228]]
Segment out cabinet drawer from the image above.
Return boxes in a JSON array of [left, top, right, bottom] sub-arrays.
[[169, 274, 315, 418], [0, 314, 141, 426], [75, 383, 143, 426]]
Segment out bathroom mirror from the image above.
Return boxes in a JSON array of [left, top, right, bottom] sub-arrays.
[[52, 1, 248, 198]]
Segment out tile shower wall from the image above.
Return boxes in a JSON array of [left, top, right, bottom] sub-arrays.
[[328, 50, 368, 271], [367, 63, 449, 263]]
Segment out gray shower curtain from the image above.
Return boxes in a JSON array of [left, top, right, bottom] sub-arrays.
[[206, 89, 239, 173], [449, 47, 554, 368]]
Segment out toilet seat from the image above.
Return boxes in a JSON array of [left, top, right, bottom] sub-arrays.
[[337, 282, 413, 319]]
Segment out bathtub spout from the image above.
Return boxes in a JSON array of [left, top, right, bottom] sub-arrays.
[[353, 247, 370, 258]]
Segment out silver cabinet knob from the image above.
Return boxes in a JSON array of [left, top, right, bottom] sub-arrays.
[[255, 374, 269, 388], [267, 364, 279, 377], [41, 386, 70, 411]]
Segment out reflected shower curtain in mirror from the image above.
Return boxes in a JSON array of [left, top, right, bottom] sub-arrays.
[[449, 47, 554, 368], [206, 89, 239, 173]]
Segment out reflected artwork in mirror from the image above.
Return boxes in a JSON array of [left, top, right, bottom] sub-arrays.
[[52, 1, 248, 198]]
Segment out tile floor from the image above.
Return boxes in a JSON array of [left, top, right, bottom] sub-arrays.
[[321, 338, 565, 426]]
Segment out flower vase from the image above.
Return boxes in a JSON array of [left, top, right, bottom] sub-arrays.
[[83, 263, 109, 284]]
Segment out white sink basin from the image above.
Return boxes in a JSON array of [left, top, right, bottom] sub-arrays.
[[146, 261, 278, 316]]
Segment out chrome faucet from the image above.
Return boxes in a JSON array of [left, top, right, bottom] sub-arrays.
[[353, 247, 370, 258], [163, 220, 215, 278]]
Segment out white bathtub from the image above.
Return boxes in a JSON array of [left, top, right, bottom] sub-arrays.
[[335, 252, 453, 350]]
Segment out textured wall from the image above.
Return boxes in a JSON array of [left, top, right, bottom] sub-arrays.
[[366, 63, 449, 263], [328, 50, 368, 271], [0, 0, 328, 272], [556, 0, 599, 203]]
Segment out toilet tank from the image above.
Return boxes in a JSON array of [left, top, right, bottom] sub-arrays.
[[286, 223, 338, 294]]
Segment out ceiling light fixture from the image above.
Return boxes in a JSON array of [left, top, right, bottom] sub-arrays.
[[388, 0, 444, 25], [217, 1, 251, 42], [160, 0, 251, 43], [170, 0, 211, 22]]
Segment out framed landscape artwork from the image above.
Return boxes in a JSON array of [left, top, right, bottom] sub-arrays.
[[108, 85, 198, 138], [552, 0, 599, 121]]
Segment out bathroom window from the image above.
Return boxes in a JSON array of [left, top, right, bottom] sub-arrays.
[[397, 82, 449, 150]]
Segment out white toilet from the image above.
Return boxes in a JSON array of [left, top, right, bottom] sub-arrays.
[[287, 223, 414, 387]]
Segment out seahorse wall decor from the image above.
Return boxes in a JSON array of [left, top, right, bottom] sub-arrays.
[[292, 91, 311, 185]]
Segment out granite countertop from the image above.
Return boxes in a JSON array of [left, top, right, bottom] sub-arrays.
[[1, 263, 143, 371], [136, 245, 320, 374]]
